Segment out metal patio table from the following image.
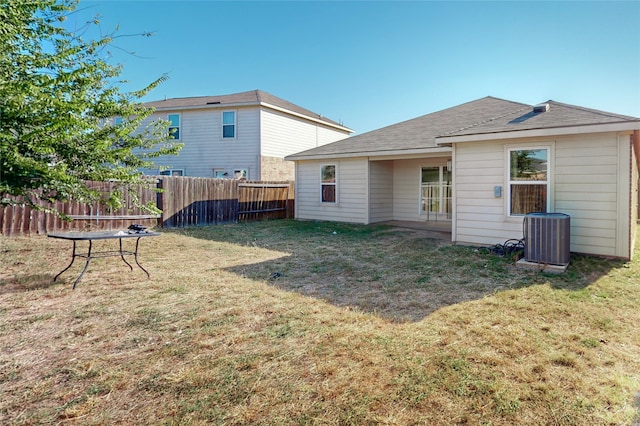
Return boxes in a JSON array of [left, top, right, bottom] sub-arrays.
[[48, 230, 160, 289]]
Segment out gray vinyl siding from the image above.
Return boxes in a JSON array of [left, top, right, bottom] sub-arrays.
[[454, 142, 518, 244], [260, 109, 350, 158], [391, 159, 420, 221], [295, 159, 368, 223], [144, 107, 260, 179], [453, 132, 633, 258], [555, 134, 630, 257], [369, 160, 393, 223]]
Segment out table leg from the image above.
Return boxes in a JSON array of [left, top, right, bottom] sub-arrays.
[[72, 239, 93, 289], [54, 240, 78, 282], [118, 238, 134, 271], [133, 237, 151, 278]]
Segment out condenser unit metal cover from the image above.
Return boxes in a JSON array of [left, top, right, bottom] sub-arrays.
[[524, 213, 570, 266]]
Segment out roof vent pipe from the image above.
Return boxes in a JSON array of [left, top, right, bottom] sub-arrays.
[[533, 103, 550, 113]]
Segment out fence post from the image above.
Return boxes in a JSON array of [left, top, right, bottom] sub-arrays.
[[156, 178, 164, 228], [233, 179, 239, 223]]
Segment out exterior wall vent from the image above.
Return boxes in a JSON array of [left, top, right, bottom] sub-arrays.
[[524, 212, 570, 266], [533, 103, 550, 113]]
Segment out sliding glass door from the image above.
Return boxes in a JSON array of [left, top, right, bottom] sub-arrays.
[[420, 166, 452, 220]]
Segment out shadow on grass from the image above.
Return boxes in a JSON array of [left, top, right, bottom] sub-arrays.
[[0, 274, 58, 294], [546, 254, 627, 291], [168, 220, 627, 323]]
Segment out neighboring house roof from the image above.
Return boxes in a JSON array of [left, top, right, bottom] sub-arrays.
[[286, 96, 640, 160], [144, 89, 353, 133]]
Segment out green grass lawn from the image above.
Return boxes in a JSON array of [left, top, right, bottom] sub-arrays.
[[1, 220, 639, 425]]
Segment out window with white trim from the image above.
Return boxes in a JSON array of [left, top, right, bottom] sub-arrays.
[[213, 168, 228, 178], [168, 114, 180, 140], [321, 164, 337, 203], [508, 148, 549, 215], [222, 111, 236, 138], [160, 169, 184, 176]]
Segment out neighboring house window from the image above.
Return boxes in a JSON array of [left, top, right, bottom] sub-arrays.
[[160, 169, 184, 176], [234, 169, 247, 180], [222, 111, 236, 138], [509, 148, 549, 215], [168, 114, 180, 140], [213, 168, 228, 178], [321, 164, 337, 203]]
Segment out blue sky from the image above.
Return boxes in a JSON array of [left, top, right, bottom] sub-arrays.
[[75, 1, 640, 135]]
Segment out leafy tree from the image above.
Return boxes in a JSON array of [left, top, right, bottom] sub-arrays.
[[0, 0, 181, 213]]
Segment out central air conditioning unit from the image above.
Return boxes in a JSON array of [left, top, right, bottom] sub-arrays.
[[524, 212, 571, 266]]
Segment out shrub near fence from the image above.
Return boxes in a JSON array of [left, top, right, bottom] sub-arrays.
[[0, 177, 295, 235]]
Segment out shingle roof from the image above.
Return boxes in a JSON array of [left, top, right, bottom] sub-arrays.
[[287, 97, 528, 158], [286, 96, 640, 160], [144, 89, 350, 130], [441, 99, 639, 138]]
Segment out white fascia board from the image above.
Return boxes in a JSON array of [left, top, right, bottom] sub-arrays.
[[367, 147, 452, 161], [149, 101, 258, 112], [436, 122, 640, 145], [285, 146, 451, 162], [260, 102, 354, 133]]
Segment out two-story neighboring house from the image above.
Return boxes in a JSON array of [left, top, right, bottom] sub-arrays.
[[141, 89, 353, 180]]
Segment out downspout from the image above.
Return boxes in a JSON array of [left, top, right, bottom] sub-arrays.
[[633, 130, 640, 170], [257, 108, 263, 180], [632, 130, 640, 257], [450, 144, 457, 244]]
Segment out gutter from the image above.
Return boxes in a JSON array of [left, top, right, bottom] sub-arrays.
[[435, 121, 640, 145], [286, 146, 451, 161]]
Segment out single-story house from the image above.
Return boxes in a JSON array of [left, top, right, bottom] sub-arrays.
[[285, 96, 640, 259]]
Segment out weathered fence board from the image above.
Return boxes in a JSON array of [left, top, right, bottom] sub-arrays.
[[1, 181, 160, 236], [157, 176, 240, 228], [1, 177, 295, 235], [238, 182, 292, 221], [157, 178, 292, 227]]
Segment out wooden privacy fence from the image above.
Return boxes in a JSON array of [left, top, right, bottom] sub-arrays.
[[158, 177, 294, 227], [0, 177, 294, 236], [0, 181, 159, 236], [158, 177, 238, 228]]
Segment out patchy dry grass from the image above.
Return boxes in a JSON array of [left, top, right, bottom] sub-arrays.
[[1, 219, 639, 425]]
